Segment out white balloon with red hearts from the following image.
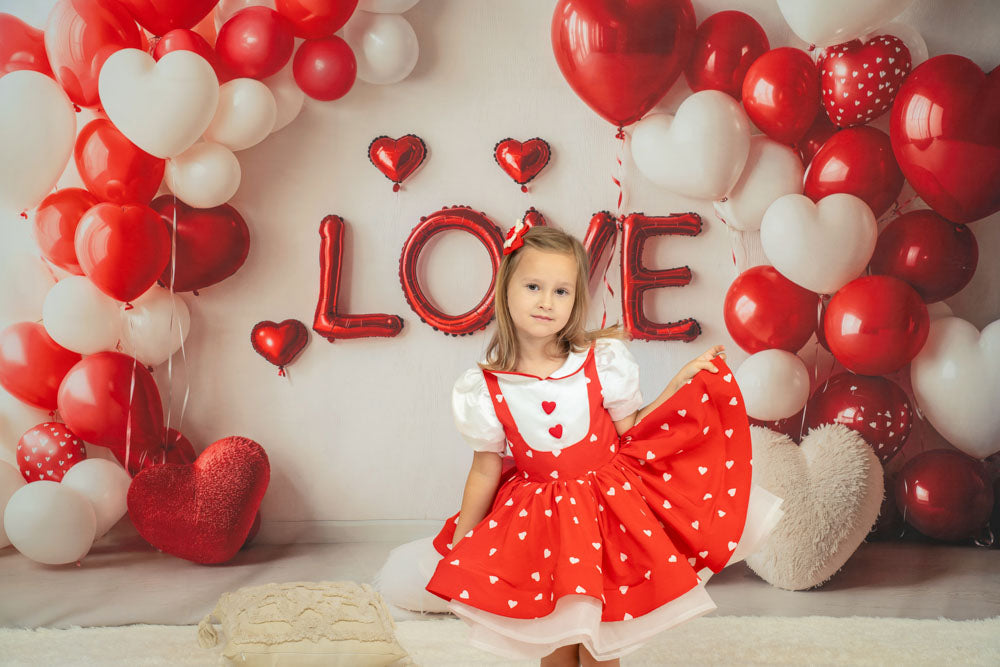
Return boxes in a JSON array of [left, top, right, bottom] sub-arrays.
[[16, 422, 87, 483]]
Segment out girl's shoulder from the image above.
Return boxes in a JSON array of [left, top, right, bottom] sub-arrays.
[[453, 367, 487, 396]]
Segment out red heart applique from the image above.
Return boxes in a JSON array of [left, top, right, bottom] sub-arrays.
[[368, 134, 427, 191], [16, 422, 87, 483], [494, 138, 551, 192], [549, 424, 563, 439], [542, 401, 556, 414], [251, 319, 309, 376], [127, 436, 270, 564], [820, 35, 911, 128]]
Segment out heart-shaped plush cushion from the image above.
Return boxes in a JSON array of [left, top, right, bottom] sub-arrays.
[[127, 436, 269, 564], [744, 423, 882, 590]]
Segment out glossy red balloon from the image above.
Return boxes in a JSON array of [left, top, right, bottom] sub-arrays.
[[44, 0, 142, 108], [292, 35, 356, 101], [75, 119, 165, 206], [139, 427, 196, 471], [0, 322, 81, 411], [551, 0, 696, 128], [117, 0, 217, 36], [895, 449, 994, 541], [796, 112, 839, 166], [494, 138, 552, 192], [823, 275, 929, 376], [684, 10, 769, 99], [275, 0, 358, 39], [804, 126, 904, 218], [869, 210, 979, 303], [216, 6, 295, 80], [0, 13, 52, 78], [152, 195, 250, 293], [819, 35, 911, 128], [251, 319, 309, 375], [890, 56, 1000, 224], [724, 265, 819, 354], [75, 203, 172, 303], [805, 372, 913, 464], [742, 47, 820, 145], [368, 134, 427, 191], [34, 188, 99, 275], [153, 28, 226, 81]]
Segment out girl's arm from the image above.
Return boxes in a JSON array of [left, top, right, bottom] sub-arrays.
[[612, 345, 727, 435], [450, 450, 504, 549]]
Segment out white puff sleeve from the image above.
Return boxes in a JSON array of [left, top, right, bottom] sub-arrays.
[[594, 338, 643, 421], [451, 369, 506, 453]]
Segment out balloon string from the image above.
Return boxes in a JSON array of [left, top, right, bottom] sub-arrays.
[[602, 127, 628, 328], [164, 198, 178, 461], [122, 307, 139, 474]]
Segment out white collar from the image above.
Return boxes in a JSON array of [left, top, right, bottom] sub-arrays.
[[483, 345, 591, 383]]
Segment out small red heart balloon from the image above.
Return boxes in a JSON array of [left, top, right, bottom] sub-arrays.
[[368, 134, 427, 191], [251, 319, 309, 375], [34, 188, 99, 275], [17, 422, 87, 483], [819, 35, 911, 128], [494, 138, 551, 192]]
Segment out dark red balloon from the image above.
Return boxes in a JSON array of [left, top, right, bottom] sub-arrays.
[[742, 47, 819, 145], [890, 55, 1000, 224], [0, 322, 81, 411], [724, 265, 819, 354], [895, 449, 994, 541], [292, 35, 356, 101], [804, 126, 904, 218], [0, 13, 52, 78], [796, 112, 839, 166], [869, 210, 979, 303], [216, 6, 295, 80], [551, 0, 696, 128], [805, 372, 913, 464], [494, 138, 551, 192], [118, 0, 217, 36], [749, 407, 805, 443], [684, 10, 769, 99], [139, 427, 196, 471], [368, 134, 427, 190], [34, 188, 99, 275], [275, 0, 358, 39], [45, 0, 142, 107], [153, 28, 226, 81], [152, 195, 251, 293], [251, 319, 309, 376], [75, 119, 165, 206], [823, 275, 929, 376]]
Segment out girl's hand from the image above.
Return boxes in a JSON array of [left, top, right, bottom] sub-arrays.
[[671, 345, 726, 388]]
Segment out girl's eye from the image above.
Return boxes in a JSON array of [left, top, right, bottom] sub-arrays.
[[526, 283, 539, 291], [556, 288, 570, 296]]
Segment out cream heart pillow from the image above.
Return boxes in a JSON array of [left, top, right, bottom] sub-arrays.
[[745, 424, 883, 590]]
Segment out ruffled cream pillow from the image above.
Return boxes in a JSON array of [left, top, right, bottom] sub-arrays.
[[198, 580, 411, 666]]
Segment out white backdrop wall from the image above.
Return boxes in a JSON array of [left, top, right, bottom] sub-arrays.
[[1, 0, 998, 542]]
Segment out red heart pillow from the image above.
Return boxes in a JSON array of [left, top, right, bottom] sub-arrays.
[[127, 436, 269, 564]]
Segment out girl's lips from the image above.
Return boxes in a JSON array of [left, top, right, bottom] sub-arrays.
[[532, 315, 553, 321]]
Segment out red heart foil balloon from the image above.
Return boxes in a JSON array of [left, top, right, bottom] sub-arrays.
[[368, 134, 427, 192], [251, 319, 309, 375], [890, 55, 1000, 224], [819, 35, 911, 128], [17, 422, 87, 483], [127, 436, 270, 564], [152, 195, 251, 293], [494, 138, 551, 192]]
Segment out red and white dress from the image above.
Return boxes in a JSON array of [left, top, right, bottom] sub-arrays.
[[425, 338, 785, 661]]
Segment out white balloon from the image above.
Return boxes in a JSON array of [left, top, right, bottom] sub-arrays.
[[165, 142, 241, 208], [714, 136, 805, 232], [4, 481, 96, 564], [735, 350, 811, 421], [0, 71, 76, 215], [99, 49, 220, 159], [263, 59, 305, 133], [42, 276, 122, 355], [203, 78, 277, 151], [61, 459, 131, 538], [119, 286, 191, 367], [926, 301, 953, 321], [761, 193, 877, 295], [869, 21, 928, 67], [910, 318, 1000, 459], [0, 253, 57, 326], [776, 0, 914, 48], [215, 0, 274, 29], [631, 91, 750, 201], [343, 11, 420, 85], [359, 0, 420, 12], [0, 461, 25, 548]]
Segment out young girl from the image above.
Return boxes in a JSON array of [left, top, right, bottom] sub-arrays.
[[419, 222, 785, 664]]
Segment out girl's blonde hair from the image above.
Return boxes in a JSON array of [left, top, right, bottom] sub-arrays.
[[481, 225, 624, 372]]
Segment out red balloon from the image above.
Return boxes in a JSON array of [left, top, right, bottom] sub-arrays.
[[890, 55, 1000, 224], [804, 126, 904, 218], [58, 351, 164, 474], [684, 10, 769, 99], [292, 36, 356, 101], [118, 0, 217, 36], [823, 275, 929, 376], [805, 372, 913, 464], [275, 0, 358, 39], [151, 195, 250, 293], [153, 28, 226, 81], [251, 319, 309, 376], [367, 134, 427, 191], [0, 323, 81, 411], [216, 6, 295, 80], [44, 0, 142, 108], [742, 47, 820, 145], [17, 422, 88, 483], [819, 35, 911, 128], [895, 449, 994, 542], [0, 13, 52, 78], [869, 210, 979, 303], [796, 112, 839, 166], [34, 188, 99, 275], [74, 119, 165, 206], [75, 203, 172, 303], [494, 138, 552, 192], [551, 0, 696, 128], [724, 265, 819, 354], [749, 408, 805, 443], [139, 427, 196, 471]]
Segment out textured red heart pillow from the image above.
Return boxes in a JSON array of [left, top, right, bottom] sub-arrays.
[[127, 436, 269, 564]]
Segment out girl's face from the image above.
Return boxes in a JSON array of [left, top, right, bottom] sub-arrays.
[[506, 248, 578, 348]]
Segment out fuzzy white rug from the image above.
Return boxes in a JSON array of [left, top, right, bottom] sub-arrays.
[[1, 615, 997, 666]]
